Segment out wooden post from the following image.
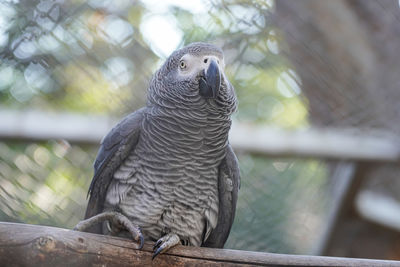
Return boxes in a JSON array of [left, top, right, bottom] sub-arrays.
[[0, 222, 399, 266]]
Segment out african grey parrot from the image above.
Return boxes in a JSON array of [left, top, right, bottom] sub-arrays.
[[74, 42, 240, 258]]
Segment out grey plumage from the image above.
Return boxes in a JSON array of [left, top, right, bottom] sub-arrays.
[[84, 42, 240, 250]]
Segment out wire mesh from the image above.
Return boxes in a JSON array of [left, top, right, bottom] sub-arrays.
[[1, 0, 398, 256]]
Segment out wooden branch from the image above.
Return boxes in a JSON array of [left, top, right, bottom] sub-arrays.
[[356, 190, 400, 232], [0, 222, 399, 266], [0, 109, 112, 143], [229, 122, 400, 162], [1, 109, 400, 162]]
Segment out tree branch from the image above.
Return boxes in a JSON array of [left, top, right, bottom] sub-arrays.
[[0, 222, 398, 266]]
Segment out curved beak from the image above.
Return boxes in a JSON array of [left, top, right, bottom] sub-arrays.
[[199, 59, 221, 99]]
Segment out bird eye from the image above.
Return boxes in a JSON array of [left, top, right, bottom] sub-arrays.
[[179, 60, 186, 70]]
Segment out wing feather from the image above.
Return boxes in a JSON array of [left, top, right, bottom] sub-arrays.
[[84, 108, 145, 233], [203, 144, 240, 248]]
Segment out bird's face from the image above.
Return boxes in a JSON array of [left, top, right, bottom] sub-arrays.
[[177, 53, 224, 99], [150, 42, 237, 115]]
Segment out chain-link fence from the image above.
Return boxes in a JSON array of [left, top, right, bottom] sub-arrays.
[[1, 0, 399, 258]]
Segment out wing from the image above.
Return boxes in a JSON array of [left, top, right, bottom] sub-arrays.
[[84, 107, 145, 232], [203, 144, 240, 248]]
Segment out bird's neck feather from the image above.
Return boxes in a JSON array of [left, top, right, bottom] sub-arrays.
[[143, 105, 231, 156]]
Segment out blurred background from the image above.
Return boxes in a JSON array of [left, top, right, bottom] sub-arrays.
[[1, 0, 400, 260]]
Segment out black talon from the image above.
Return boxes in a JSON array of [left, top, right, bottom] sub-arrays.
[[152, 246, 163, 260], [151, 233, 180, 260], [153, 239, 162, 251], [138, 233, 144, 249]]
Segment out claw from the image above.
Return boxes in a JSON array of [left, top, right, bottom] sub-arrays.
[[112, 213, 143, 249], [152, 246, 163, 260], [153, 239, 162, 251], [73, 211, 144, 249], [152, 233, 180, 260], [138, 229, 144, 249]]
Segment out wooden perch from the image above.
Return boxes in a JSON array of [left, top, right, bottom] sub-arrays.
[[0, 222, 399, 266]]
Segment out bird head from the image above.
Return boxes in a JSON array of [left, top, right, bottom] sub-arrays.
[[149, 42, 237, 115]]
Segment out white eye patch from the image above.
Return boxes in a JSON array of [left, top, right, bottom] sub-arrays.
[[178, 54, 224, 78]]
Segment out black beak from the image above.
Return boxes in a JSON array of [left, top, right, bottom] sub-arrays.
[[199, 59, 221, 99]]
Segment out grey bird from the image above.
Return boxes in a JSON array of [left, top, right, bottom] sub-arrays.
[[74, 42, 240, 258]]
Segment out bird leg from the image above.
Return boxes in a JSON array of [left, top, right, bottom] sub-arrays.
[[152, 233, 180, 259], [73, 211, 144, 249]]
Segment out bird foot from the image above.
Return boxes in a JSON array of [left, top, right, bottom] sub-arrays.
[[74, 211, 144, 249], [152, 233, 180, 260]]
